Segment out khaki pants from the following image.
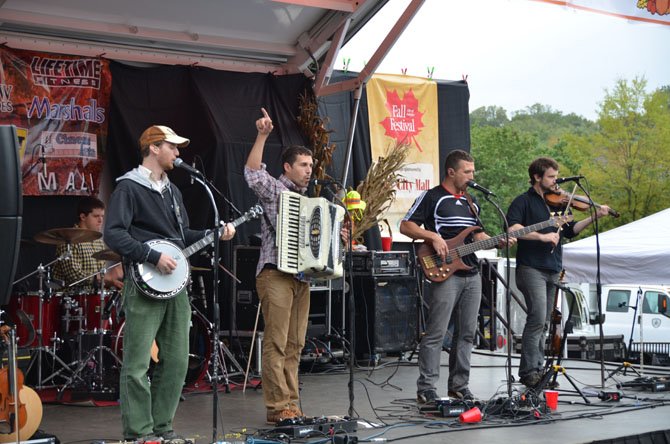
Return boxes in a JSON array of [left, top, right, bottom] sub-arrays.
[[255, 268, 310, 413]]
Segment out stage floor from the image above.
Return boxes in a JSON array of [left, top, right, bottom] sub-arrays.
[[36, 351, 670, 444]]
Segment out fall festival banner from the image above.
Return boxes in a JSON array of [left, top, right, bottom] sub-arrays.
[[367, 73, 439, 240], [0, 46, 111, 196]]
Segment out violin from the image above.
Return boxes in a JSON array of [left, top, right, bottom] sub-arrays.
[[544, 187, 620, 218], [0, 326, 27, 434]]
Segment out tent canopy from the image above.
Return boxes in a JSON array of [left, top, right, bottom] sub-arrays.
[[563, 208, 670, 285]]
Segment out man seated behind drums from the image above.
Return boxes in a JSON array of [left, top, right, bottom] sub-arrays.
[[53, 196, 124, 291]]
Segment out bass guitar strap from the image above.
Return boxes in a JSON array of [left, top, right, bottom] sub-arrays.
[[464, 191, 486, 231]]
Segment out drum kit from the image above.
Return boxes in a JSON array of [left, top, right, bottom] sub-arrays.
[[8, 227, 123, 396], [8, 226, 243, 398]]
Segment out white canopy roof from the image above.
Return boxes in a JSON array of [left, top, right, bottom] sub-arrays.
[[563, 208, 670, 285]]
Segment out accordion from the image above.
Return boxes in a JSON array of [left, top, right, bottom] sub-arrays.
[[276, 191, 345, 279]]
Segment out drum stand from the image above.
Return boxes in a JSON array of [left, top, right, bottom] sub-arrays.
[[57, 265, 123, 399], [13, 256, 78, 389], [191, 302, 244, 392]]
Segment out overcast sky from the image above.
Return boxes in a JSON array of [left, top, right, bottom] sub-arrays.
[[340, 0, 669, 121]]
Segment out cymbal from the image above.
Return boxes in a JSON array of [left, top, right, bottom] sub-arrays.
[[34, 227, 102, 245], [92, 249, 122, 262]]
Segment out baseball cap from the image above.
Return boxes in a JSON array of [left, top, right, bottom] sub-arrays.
[[139, 125, 190, 149]]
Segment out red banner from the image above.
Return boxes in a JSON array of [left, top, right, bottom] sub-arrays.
[[0, 47, 112, 196]]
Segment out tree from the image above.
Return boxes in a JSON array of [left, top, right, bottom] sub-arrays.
[[564, 77, 670, 228], [471, 125, 541, 233], [470, 105, 510, 128]]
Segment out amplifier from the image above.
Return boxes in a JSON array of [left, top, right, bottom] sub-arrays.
[[348, 251, 412, 276]]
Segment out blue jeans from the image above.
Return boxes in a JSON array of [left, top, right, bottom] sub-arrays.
[[515, 265, 560, 377], [417, 273, 481, 395]]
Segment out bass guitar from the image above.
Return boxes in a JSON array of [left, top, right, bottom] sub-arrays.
[[131, 205, 263, 299], [417, 214, 573, 283]]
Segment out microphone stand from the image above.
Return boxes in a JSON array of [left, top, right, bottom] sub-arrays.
[[484, 194, 513, 397], [191, 173, 225, 443], [318, 180, 356, 417], [573, 179, 606, 388]]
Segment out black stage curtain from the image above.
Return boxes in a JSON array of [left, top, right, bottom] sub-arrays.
[[13, 64, 470, 328]]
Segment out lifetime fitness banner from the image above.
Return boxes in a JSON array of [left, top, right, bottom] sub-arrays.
[[367, 73, 439, 240], [0, 46, 111, 196]]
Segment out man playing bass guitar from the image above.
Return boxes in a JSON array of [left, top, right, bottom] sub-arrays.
[[400, 149, 515, 405]]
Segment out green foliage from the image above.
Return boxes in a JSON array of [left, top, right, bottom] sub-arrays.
[[470, 78, 670, 242], [564, 77, 670, 226], [470, 105, 510, 128], [470, 125, 541, 233]]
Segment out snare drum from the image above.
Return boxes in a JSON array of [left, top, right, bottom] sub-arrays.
[[112, 311, 211, 387], [7, 292, 62, 347]]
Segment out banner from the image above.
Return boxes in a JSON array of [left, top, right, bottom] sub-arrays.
[[0, 47, 112, 196], [367, 73, 439, 240], [533, 0, 670, 25]]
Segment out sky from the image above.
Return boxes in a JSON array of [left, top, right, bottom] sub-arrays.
[[340, 0, 669, 121]]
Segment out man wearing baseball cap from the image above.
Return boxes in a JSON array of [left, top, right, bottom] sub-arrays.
[[105, 125, 235, 443]]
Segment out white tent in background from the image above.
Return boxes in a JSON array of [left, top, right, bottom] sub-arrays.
[[563, 208, 670, 285]]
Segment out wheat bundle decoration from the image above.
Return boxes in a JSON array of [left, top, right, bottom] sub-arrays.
[[351, 140, 410, 242]]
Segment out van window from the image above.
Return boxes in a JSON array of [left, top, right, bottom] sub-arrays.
[[643, 291, 667, 314], [606, 290, 630, 312]]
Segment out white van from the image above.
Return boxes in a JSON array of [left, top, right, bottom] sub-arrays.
[[599, 284, 670, 358]]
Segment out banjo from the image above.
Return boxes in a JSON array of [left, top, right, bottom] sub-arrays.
[[131, 205, 263, 300]]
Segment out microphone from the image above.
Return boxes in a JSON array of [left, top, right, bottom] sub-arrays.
[[173, 158, 203, 177], [466, 180, 496, 196], [310, 178, 338, 187], [555, 175, 584, 184]]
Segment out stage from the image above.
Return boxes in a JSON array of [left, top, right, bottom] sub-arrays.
[[35, 351, 670, 444]]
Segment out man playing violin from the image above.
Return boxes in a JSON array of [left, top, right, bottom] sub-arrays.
[[507, 157, 611, 388]]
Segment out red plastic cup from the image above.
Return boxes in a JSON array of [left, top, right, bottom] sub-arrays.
[[459, 406, 482, 423], [544, 389, 559, 410], [381, 236, 392, 251]]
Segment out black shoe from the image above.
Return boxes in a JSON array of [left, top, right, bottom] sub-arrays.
[[448, 387, 476, 401], [546, 379, 560, 389], [417, 389, 438, 404], [520, 372, 542, 388]]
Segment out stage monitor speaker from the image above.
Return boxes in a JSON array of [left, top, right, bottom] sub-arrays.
[[0, 125, 22, 306], [353, 275, 418, 358]]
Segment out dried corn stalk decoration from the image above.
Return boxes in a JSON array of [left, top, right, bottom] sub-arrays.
[[352, 140, 410, 242], [296, 91, 336, 195]]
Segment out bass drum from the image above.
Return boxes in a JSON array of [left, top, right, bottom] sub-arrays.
[[112, 311, 211, 387]]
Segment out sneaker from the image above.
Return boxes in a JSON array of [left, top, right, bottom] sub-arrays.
[[132, 435, 161, 444], [157, 431, 188, 444], [520, 371, 542, 388], [417, 389, 439, 404], [289, 404, 304, 417], [267, 408, 297, 425], [448, 387, 476, 401]]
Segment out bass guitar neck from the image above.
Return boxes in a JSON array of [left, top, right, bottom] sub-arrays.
[[417, 214, 573, 283]]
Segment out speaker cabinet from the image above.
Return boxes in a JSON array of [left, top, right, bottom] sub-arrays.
[[353, 275, 418, 358], [0, 125, 22, 306]]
